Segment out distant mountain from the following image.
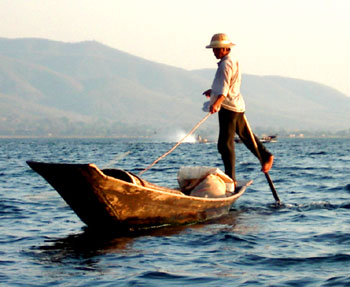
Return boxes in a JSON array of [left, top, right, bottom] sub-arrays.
[[0, 37, 349, 137]]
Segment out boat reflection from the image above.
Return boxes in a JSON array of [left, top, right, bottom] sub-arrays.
[[36, 211, 246, 263]]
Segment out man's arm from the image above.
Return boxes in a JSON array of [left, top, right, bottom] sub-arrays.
[[210, 94, 225, 114]]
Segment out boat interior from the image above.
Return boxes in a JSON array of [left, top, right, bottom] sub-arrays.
[[102, 168, 145, 186]]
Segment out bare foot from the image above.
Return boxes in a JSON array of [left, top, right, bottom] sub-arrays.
[[261, 155, 274, 173]]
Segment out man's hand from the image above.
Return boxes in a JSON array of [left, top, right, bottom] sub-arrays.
[[203, 89, 211, 98], [210, 101, 221, 114], [209, 94, 225, 114]]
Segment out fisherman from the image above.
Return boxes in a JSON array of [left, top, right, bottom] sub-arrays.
[[203, 33, 274, 189]]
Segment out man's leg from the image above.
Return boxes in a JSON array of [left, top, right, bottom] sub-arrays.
[[217, 108, 238, 181], [236, 113, 274, 172]]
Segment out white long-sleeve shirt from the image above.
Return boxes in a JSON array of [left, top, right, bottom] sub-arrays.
[[210, 53, 245, 112]]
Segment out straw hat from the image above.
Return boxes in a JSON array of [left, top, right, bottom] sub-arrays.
[[206, 33, 235, 48]]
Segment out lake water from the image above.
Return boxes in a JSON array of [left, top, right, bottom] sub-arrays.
[[0, 137, 349, 286]]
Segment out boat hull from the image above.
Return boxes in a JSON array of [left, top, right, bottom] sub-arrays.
[[27, 161, 251, 229]]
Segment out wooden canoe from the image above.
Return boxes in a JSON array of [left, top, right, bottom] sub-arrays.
[[27, 161, 252, 230]]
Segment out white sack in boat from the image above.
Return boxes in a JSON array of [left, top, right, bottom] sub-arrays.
[[189, 174, 226, 198], [177, 166, 234, 197]]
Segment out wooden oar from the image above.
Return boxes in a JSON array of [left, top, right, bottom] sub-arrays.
[[138, 113, 211, 176], [243, 115, 281, 205]]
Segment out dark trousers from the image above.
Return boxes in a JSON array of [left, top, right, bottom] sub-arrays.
[[218, 108, 272, 181]]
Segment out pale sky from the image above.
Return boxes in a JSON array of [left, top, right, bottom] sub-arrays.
[[1, 0, 349, 96]]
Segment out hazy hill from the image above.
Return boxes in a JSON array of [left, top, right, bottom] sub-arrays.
[[0, 37, 349, 137]]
